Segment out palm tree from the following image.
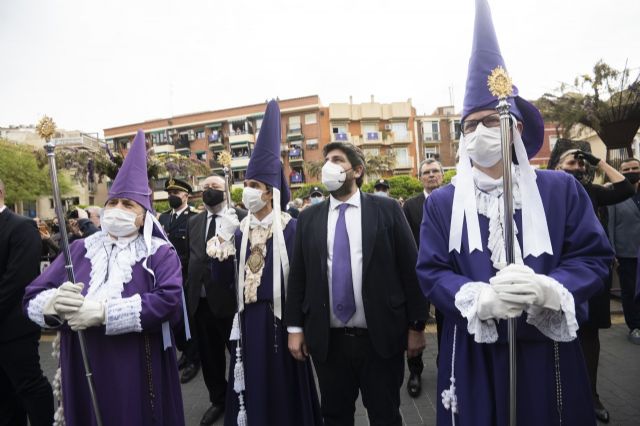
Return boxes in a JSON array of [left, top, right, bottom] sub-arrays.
[[304, 160, 324, 181], [364, 152, 396, 181]]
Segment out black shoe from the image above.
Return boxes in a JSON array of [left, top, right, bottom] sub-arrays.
[[180, 363, 200, 384], [407, 373, 422, 398], [594, 400, 610, 423], [177, 353, 188, 370], [200, 404, 225, 426]]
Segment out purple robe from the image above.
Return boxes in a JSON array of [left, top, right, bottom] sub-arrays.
[[222, 218, 322, 426], [417, 170, 613, 426], [23, 236, 185, 426]]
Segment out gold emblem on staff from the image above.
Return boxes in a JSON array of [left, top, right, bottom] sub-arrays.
[[487, 66, 513, 98], [217, 151, 232, 168], [247, 246, 265, 274], [36, 116, 57, 141]]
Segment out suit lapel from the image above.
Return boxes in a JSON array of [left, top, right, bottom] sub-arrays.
[[0, 209, 10, 232], [360, 193, 378, 278], [317, 200, 329, 285]]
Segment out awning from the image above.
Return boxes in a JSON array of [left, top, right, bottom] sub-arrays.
[[205, 122, 223, 129]]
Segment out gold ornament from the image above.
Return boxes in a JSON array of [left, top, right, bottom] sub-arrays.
[[36, 116, 57, 141], [247, 245, 265, 274], [217, 151, 232, 167], [487, 66, 513, 98]]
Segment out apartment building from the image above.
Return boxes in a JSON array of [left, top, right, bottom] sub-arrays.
[[103, 95, 328, 199], [415, 106, 462, 169]]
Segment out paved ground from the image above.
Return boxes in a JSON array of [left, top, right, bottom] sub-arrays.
[[39, 300, 639, 425]]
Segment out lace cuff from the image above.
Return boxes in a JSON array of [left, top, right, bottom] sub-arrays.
[[27, 288, 58, 328], [454, 282, 499, 343], [206, 237, 236, 261], [105, 294, 142, 335], [525, 276, 578, 342]]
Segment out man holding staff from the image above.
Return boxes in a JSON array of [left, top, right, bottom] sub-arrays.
[[416, 1, 613, 425]]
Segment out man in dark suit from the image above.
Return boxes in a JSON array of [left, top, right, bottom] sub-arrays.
[[159, 177, 200, 383], [0, 179, 54, 426], [286, 143, 427, 426], [401, 158, 444, 398], [186, 175, 246, 426]]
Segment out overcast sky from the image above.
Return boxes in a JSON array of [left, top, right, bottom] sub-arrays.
[[1, 0, 638, 136]]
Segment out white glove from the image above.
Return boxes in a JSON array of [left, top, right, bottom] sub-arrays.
[[490, 264, 561, 311], [476, 285, 525, 321], [216, 208, 240, 241], [43, 282, 85, 318], [67, 300, 105, 331]]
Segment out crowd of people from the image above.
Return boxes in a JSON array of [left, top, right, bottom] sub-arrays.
[[2, 1, 640, 426]]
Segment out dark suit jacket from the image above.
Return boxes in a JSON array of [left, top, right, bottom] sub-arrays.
[[402, 193, 426, 247], [185, 207, 246, 318], [285, 192, 427, 362], [0, 208, 41, 342], [159, 207, 198, 271]]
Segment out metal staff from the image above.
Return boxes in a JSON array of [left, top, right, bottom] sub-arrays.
[[488, 67, 517, 426], [37, 117, 103, 426]]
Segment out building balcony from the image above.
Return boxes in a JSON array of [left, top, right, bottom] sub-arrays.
[[229, 132, 255, 145], [423, 133, 441, 143], [231, 157, 250, 169], [152, 144, 175, 154], [289, 147, 304, 165], [394, 156, 414, 172], [387, 130, 413, 145], [362, 131, 384, 146], [331, 132, 352, 143]]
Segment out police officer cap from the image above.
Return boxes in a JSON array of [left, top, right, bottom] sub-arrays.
[[165, 177, 193, 194], [310, 186, 324, 197], [374, 179, 390, 189]]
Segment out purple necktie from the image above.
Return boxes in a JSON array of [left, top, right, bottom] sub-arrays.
[[332, 203, 356, 324]]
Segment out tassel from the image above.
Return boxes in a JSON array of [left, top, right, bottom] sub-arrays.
[[53, 405, 65, 426], [237, 407, 248, 426], [233, 355, 245, 392], [230, 313, 240, 341], [52, 331, 61, 359]]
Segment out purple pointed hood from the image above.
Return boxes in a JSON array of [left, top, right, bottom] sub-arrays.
[[245, 100, 290, 210], [463, 0, 544, 158], [107, 129, 153, 211]]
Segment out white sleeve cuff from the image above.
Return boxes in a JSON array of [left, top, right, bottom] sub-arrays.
[[287, 326, 303, 334], [206, 237, 236, 261], [525, 276, 578, 342], [454, 282, 499, 343], [27, 288, 58, 328], [105, 294, 142, 335]]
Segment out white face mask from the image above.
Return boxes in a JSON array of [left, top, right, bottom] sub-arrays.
[[465, 124, 503, 168], [310, 196, 323, 205], [242, 187, 267, 213], [373, 191, 388, 197], [101, 208, 141, 237], [321, 161, 348, 191]]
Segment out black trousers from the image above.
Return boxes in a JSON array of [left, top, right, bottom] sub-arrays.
[[407, 306, 444, 374], [577, 324, 600, 403], [194, 298, 233, 406], [0, 332, 54, 426], [617, 257, 640, 330], [313, 330, 404, 426]]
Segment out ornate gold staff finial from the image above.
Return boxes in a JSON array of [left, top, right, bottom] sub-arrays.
[[217, 151, 232, 168], [487, 66, 513, 99], [36, 115, 57, 141]]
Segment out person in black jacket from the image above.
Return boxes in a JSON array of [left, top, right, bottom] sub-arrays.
[[556, 148, 634, 423], [285, 143, 427, 426], [0, 179, 54, 426]]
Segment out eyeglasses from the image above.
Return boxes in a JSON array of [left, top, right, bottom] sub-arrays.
[[461, 113, 502, 135], [421, 169, 442, 176]]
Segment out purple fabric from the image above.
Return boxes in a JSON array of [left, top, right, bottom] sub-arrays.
[[416, 170, 613, 425], [462, 0, 544, 158], [245, 100, 290, 210], [223, 220, 322, 425], [23, 238, 185, 426], [107, 129, 153, 211], [331, 204, 356, 324]]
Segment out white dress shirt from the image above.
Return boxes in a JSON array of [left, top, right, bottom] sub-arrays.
[[172, 204, 189, 218], [0, 205, 5, 214], [327, 190, 366, 328]]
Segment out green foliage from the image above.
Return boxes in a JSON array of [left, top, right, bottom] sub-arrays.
[[303, 160, 324, 181], [153, 200, 170, 213], [231, 187, 243, 204], [443, 169, 457, 184], [364, 153, 396, 178], [361, 175, 422, 200], [292, 183, 328, 199], [0, 139, 72, 205]]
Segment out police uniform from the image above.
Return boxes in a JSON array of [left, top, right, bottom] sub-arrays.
[[374, 178, 390, 191], [158, 178, 201, 382]]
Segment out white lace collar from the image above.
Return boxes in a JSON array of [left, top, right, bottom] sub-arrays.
[[83, 231, 168, 302]]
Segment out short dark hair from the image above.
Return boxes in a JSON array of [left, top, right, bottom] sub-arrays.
[[419, 158, 443, 175], [322, 142, 366, 187], [620, 158, 640, 168]]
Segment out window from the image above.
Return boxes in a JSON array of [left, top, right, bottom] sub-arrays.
[[304, 113, 317, 125], [233, 170, 246, 182], [288, 116, 301, 132], [364, 148, 380, 156], [306, 138, 318, 150], [196, 130, 205, 139], [391, 122, 408, 140], [425, 146, 439, 159], [423, 121, 440, 141], [451, 120, 461, 140], [331, 123, 348, 134], [394, 148, 409, 167]]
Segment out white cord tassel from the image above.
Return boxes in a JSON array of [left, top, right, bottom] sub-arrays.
[[53, 405, 65, 426], [233, 347, 245, 393], [52, 331, 65, 425], [237, 392, 248, 426], [441, 325, 458, 424], [230, 313, 241, 341]]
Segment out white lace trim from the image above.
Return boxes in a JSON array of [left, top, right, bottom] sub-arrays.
[[475, 185, 524, 270], [83, 231, 167, 302], [454, 282, 498, 343], [207, 238, 236, 261], [105, 294, 143, 335], [27, 288, 58, 328], [525, 277, 578, 342]]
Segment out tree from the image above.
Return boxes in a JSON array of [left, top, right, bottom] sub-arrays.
[[361, 175, 423, 200], [364, 153, 396, 179], [303, 160, 324, 181], [231, 187, 243, 204], [292, 183, 328, 200], [0, 139, 72, 206]]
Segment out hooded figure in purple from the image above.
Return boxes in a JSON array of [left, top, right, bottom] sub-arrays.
[[416, 1, 613, 425], [207, 100, 322, 426], [24, 130, 185, 426]]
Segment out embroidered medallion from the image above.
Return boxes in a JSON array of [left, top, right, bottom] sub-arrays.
[[247, 246, 265, 274]]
